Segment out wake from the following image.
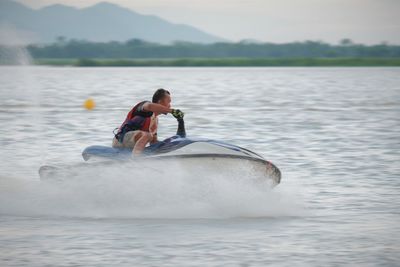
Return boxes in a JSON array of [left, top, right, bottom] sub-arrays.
[[0, 165, 302, 219]]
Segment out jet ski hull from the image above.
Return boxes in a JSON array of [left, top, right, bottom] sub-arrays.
[[39, 153, 281, 186], [39, 137, 281, 186]]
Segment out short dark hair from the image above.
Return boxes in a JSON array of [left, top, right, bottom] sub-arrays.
[[152, 88, 170, 103]]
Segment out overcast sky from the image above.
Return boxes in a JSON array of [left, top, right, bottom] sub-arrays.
[[15, 0, 400, 44]]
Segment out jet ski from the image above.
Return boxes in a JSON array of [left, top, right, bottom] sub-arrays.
[[39, 119, 281, 186]]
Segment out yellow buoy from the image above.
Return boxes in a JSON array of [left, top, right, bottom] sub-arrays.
[[83, 98, 96, 110]]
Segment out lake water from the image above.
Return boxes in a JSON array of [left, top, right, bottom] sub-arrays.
[[0, 66, 399, 266]]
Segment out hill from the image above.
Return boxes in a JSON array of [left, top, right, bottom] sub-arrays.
[[0, 0, 225, 44]]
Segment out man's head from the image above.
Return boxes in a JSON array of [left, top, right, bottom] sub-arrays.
[[152, 88, 171, 108]]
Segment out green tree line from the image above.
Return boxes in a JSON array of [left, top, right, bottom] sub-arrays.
[[26, 38, 400, 59]]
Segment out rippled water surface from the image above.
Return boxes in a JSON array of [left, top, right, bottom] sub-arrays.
[[0, 67, 399, 266]]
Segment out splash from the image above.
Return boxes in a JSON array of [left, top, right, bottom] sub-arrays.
[[0, 23, 34, 65], [0, 161, 301, 219]]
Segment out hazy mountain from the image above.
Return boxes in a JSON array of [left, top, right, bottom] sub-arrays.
[[0, 0, 225, 44]]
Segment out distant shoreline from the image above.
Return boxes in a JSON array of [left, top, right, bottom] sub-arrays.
[[32, 57, 400, 67]]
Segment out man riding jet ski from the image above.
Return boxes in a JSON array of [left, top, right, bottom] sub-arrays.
[[39, 89, 281, 186], [112, 88, 184, 156]]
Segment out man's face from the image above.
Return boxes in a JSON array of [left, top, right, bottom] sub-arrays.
[[159, 94, 171, 108]]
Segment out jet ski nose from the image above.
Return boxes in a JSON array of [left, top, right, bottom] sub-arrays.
[[266, 161, 281, 185]]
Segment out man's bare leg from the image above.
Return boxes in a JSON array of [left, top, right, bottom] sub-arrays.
[[132, 131, 152, 155]]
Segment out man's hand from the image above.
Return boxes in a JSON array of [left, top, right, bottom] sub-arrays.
[[171, 109, 184, 120]]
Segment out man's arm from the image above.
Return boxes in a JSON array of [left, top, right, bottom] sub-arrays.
[[142, 102, 171, 114]]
